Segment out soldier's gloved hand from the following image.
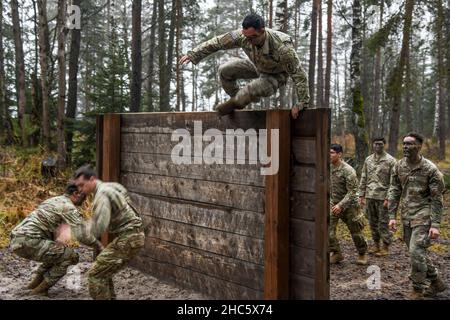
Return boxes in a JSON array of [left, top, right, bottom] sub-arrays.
[[388, 219, 397, 231], [428, 227, 440, 239]]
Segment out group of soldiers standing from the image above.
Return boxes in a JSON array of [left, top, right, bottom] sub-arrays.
[[330, 133, 447, 299]]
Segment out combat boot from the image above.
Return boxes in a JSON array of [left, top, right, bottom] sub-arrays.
[[330, 252, 344, 264], [30, 279, 52, 296], [27, 273, 44, 290], [406, 288, 424, 300], [215, 97, 244, 116], [424, 278, 447, 297], [375, 243, 389, 257], [368, 242, 380, 254], [356, 253, 368, 265]]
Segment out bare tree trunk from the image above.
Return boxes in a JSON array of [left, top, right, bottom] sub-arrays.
[[163, 0, 177, 111], [130, 0, 142, 112], [56, 0, 67, 169], [37, 0, 51, 150], [268, 0, 273, 28], [387, 0, 414, 156], [324, 0, 332, 109], [158, 0, 168, 111], [11, 0, 27, 146], [372, 1, 383, 138], [447, 0, 450, 139], [316, 1, 324, 108], [350, 0, 368, 172], [175, 0, 182, 112], [275, 0, 288, 107], [147, 0, 157, 112], [436, 0, 446, 159], [308, 0, 320, 108], [66, 0, 81, 164]]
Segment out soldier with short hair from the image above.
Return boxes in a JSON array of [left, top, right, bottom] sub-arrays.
[[329, 144, 368, 265], [9, 182, 103, 296], [359, 137, 396, 256], [179, 13, 309, 118], [74, 165, 145, 300], [388, 133, 447, 299]]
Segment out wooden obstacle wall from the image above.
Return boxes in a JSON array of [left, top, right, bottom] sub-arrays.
[[96, 109, 330, 300]]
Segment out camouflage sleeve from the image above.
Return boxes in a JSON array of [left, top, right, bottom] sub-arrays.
[[338, 170, 359, 210], [91, 192, 112, 239], [358, 160, 368, 197], [387, 163, 401, 220], [187, 30, 242, 65], [278, 44, 309, 106], [429, 168, 445, 229], [60, 207, 99, 247]]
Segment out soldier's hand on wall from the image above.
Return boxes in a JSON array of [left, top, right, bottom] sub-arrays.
[[331, 204, 342, 216], [359, 197, 366, 207], [383, 199, 388, 208], [389, 219, 397, 231], [179, 55, 191, 65], [428, 227, 440, 239], [291, 106, 299, 119]]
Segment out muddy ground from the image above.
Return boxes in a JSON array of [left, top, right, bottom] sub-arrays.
[[330, 235, 449, 300], [0, 246, 207, 300]]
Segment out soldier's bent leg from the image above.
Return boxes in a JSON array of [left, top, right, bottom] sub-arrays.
[[366, 199, 380, 243], [234, 74, 281, 107], [342, 208, 368, 255], [218, 58, 259, 97], [409, 225, 438, 291], [329, 213, 341, 254]]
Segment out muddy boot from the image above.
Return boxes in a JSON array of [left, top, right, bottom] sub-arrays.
[[356, 253, 368, 265], [27, 273, 44, 290], [368, 242, 380, 254], [215, 97, 244, 116], [406, 288, 424, 300], [30, 279, 52, 296], [330, 252, 344, 264], [375, 243, 389, 257], [424, 278, 447, 297]]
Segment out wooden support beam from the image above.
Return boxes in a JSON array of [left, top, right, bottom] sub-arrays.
[[99, 113, 121, 246], [264, 110, 291, 299]]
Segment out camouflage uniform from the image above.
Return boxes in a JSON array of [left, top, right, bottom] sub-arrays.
[[388, 156, 445, 292], [9, 195, 100, 287], [359, 152, 396, 245], [329, 161, 367, 255], [88, 180, 145, 300], [186, 28, 309, 108]]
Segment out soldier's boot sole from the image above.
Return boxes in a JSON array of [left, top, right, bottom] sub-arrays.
[[27, 274, 44, 290], [424, 279, 447, 297]]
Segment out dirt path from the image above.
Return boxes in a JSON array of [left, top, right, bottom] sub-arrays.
[[0, 246, 207, 300], [330, 237, 449, 300]]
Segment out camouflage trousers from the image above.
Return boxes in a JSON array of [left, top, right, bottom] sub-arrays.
[[9, 235, 79, 286], [88, 231, 145, 300], [218, 58, 288, 107], [403, 223, 438, 291], [366, 198, 392, 245], [329, 207, 368, 255]]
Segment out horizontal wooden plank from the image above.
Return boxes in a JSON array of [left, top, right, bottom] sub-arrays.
[[292, 137, 316, 164], [290, 245, 315, 278], [291, 166, 316, 193], [290, 191, 316, 221], [122, 152, 264, 187], [121, 172, 265, 213], [290, 273, 315, 300], [121, 110, 267, 134], [130, 192, 265, 239], [142, 215, 264, 265], [290, 218, 315, 250], [132, 254, 263, 299], [141, 237, 264, 291]]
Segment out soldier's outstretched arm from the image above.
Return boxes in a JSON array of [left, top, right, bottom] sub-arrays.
[[184, 30, 242, 65], [429, 168, 445, 229]]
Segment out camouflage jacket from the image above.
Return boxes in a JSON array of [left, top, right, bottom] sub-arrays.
[[331, 161, 359, 210], [91, 180, 143, 237], [11, 195, 99, 247], [359, 152, 397, 201], [186, 28, 309, 105], [388, 156, 445, 228]]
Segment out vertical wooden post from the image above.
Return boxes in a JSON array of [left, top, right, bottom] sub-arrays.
[[264, 110, 291, 299], [96, 115, 104, 179], [100, 113, 121, 246], [314, 109, 330, 299]]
